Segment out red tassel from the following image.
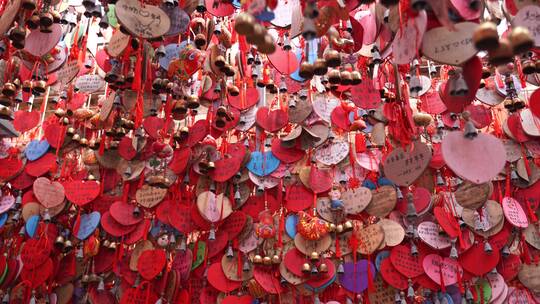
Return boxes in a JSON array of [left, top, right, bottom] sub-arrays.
[[73, 209, 81, 237], [134, 91, 144, 129], [99, 133, 106, 155], [367, 255, 375, 292], [355, 133, 366, 153]]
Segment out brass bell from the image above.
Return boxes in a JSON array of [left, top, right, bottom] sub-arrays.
[[32, 80, 47, 94], [0, 107, 13, 121], [103, 239, 111, 247], [248, 23, 266, 46], [319, 263, 328, 273], [473, 22, 499, 51], [228, 85, 240, 97], [302, 263, 311, 273], [1, 83, 16, 97], [328, 69, 341, 84], [64, 239, 73, 252], [54, 108, 66, 118], [186, 95, 200, 109], [343, 220, 354, 231], [481, 66, 492, 79], [272, 254, 281, 264], [253, 254, 263, 264], [351, 71, 362, 85], [488, 38, 513, 66], [214, 55, 226, 68], [299, 61, 314, 79], [234, 13, 256, 36], [324, 49, 341, 68], [61, 117, 70, 125], [39, 11, 54, 27], [22, 0, 37, 10], [55, 235, 65, 247], [328, 223, 336, 232], [258, 35, 276, 54], [508, 26, 534, 54], [79, 138, 88, 147], [340, 71, 352, 86], [0, 95, 11, 107], [108, 242, 117, 250], [27, 13, 41, 29], [72, 134, 81, 142], [81, 274, 91, 283], [194, 33, 207, 49], [313, 58, 328, 76], [522, 59, 536, 75], [310, 251, 320, 262], [336, 224, 344, 234], [263, 256, 272, 265], [9, 25, 26, 42]]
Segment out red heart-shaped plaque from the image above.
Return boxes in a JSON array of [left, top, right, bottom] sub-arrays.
[[63, 180, 100, 206], [422, 254, 463, 286], [44, 123, 65, 149], [390, 244, 424, 278], [0, 157, 23, 180], [33, 177, 65, 208], [256, 107, 288, 132], [459, 242, 500, 276], [13, 111, 40, 132], [137, 249, 167, 280], [25, 153, 56, 177]]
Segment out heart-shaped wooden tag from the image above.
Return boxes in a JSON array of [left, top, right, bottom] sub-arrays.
[[115, 0, 171, 38], [13, 111, 40, 133], [390, 244, 424, 278], [383, 142, 431, 186], [442, 131, 506, 184], [355, 224, 385, 255], [459, 242, 500, 276], [196, 191, 232, 223], [365, 186, 397, 218], [421, 22, 478, 65], [423, 254, 463, 286], [502, 197, 529, 228], [256, 107, 288, 132], [33, 177, 65, 208], [380, 258, 408, 290], [135, 184, 167, 208], [417, 221, 451, 250]]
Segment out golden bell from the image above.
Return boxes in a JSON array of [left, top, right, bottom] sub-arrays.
[[32, 80, 46, 94], [313, 58, 328, 76], [103, 239, 111, 247], [194, 33, 207, 49], [66, 127, 75, 136], [108, 242, 117, 250], [472, 22, 499, 51], [488, 38, 513, 66], [214, 55, 226, 68], [186, 95, 200, 109], [253, 254, 263, 264], [39, 11, 54, 27], [55, 235, 65, 247], [258, 35, 276, 54], [413, 112, 432, 127], [1, 83, 16, 97], [0, 107, 13, 120], [0, 95, 11, 107], [310, 251, 320, 262], [299, 61, 314, 80], [522, 59, 536, 75], [319, 263, 328, 273], [508, 26, 533, 54], [87, 174, 96, 181], [340, 71, 352, 86], [324, 49, 341, 67], [64, 239, 73, 252], [272, 254, 281, 264], [27, 14, 40, 30], [302, 263, 311, 273], [228, 85, 240, 97], [22, 0, 37, 10], [79, 138, 88, 147], [343, 220, 354, 231], [328, 69, 341, 84], [351, 71, 362, 85], [336, 224, 344, 234], [328, 223, 336, 232], [248, 23, 266, 46], [234, 13, 256, 36], [9, 25, 26, 42], [263, 256, 272, 265], [81, 274, 90, 283], [72, 134, 81, 142], [54, 108, 66, 118]]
